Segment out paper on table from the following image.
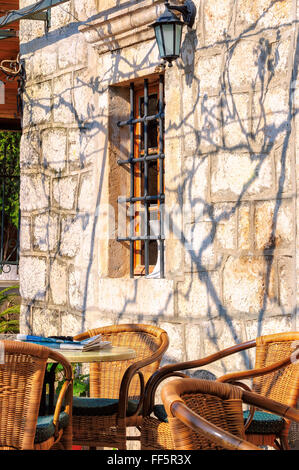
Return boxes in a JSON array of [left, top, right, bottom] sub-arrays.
[[16, 333, 112, 351], [81, 335, 112, 351]]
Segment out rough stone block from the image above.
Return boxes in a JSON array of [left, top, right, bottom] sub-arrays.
[[33, 212, 59, 252], [258, 0, 293, 29], [19, 14, 46, 44], [60, 215, 83, 258], [158, 321, 185, 363], [214, 202, 237, 250], [68, 266, 95, 311], [238, 203, 251, 250], [68, 128, 96, 169], [19, 303, 31, 334], [222, 93, 250, 150], [223, 255, 276, 314], [61, 311, 85, 336], [197, 94, 221, 153], [235, 0, 292, 31], [201, 319, 248, 373], [19, 256, 47, 301], [211, 152, 274, 200], [73, 0, 98, 20], [32, 307, 60, 337], [275, 144, 294, 194], [197, 53, 222, 92], [58, 34, 87, 70], [20, 174, 50, 212], [183, 156, 209, 222], [42, 128, 67, 172], [50, 1, 72, 29], [254, 199, 294, 250], [252, 86, 289, 145], [278, 256, 295, 309], [50, 259, 68, 305], [73, 69, 98, 122], [224, 40, 261, 89], [184, 222, 220, 271], [53, 73, 74, 123], [178, 271, 221, 317], [78, 172, 95, 212], [203, 0, 234, 46], [20, 131, 40, 169], [97, 278, 175, 317], [29, 46, 58, 81], [53, 175, 78, 210], [20, 217, 31, 252], [184, 324, 202, 362], [181, 78, 198, 155], [23, 81, 52, 127], [245, 315, 293, 340]]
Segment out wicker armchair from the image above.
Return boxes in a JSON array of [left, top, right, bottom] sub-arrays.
[[0, 340, 73, 450], [141, 332, 299, 450], [160, 378, 299, 450], [217, 332, 299, 449], [72, 323, 169, 449]]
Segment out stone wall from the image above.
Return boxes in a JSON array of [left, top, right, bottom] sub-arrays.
[[19, 0, 298, 407]]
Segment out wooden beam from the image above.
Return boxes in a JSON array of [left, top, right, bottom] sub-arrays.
[[0, 0, 69, 27]]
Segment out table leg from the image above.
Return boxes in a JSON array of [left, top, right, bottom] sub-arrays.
[[39, 363, 58, 415]]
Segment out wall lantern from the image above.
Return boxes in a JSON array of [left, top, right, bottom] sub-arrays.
[[150, 0, 196, 67]]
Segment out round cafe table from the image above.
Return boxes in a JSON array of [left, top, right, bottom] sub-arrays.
[[48, 345, 136, 364], [41, 346, 136, 415]]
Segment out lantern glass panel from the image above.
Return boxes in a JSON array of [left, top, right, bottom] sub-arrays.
[[175, 23, 183, 56], [154, 25, 165, 58], [161, 23, 175, 57]]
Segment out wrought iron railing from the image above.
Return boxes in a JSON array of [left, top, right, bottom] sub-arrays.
[[0, 139, 20, 275]]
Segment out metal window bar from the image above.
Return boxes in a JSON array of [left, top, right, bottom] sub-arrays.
[[158, 75, 165, 278], [117, 76, 165, 278]]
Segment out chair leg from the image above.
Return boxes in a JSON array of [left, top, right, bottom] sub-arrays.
[[279, 434, 290, 450]]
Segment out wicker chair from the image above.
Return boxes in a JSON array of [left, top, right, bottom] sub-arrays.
[[159, 378, 299, 450], [217, 332, 299, 449], [141, 332, 299, 450], [0, 340, 73, 450], [72, 323, 169, 449]]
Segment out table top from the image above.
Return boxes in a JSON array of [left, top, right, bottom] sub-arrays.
[[48, 345, 136, 363]]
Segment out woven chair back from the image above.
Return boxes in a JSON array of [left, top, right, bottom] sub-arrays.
[[0, 341, 48, 450], [164, 379, 246, 450], [253, 332, 299, 407], [83, 324, 166, 400]]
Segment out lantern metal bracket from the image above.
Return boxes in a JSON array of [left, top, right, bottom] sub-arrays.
[[164, 0, 196, 29]]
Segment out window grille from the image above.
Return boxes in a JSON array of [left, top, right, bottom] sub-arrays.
[[117, 75, 165, 278]]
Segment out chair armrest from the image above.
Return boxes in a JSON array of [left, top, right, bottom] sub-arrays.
[[47, 349, 73, 437], [117, 333, 170, 419], [142, 339, 256, 416], [169, 401, 261, 450], [241, 389, 299, 423], [217, 353, 295, 384]]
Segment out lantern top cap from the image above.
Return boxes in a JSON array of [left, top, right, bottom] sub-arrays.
[[149, 4, 185, 28]]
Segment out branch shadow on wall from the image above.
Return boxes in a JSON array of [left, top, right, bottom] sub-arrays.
[[20, 1, 298, 378]]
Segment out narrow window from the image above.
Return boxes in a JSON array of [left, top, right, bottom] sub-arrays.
[[117, 75, 165, 278]]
